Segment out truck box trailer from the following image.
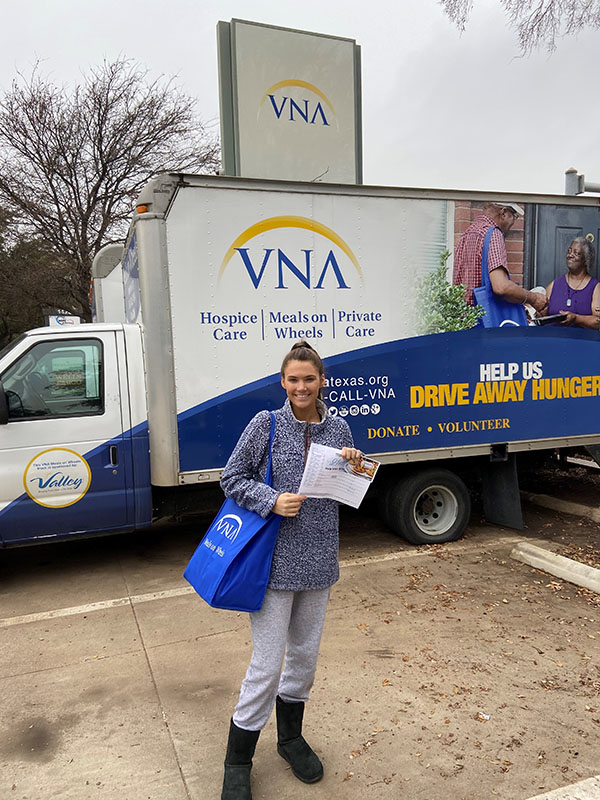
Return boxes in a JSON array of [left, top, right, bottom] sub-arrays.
[[1, 174, 599, 547]]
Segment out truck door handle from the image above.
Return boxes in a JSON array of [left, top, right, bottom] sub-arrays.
[[110, 445, 118, 466]]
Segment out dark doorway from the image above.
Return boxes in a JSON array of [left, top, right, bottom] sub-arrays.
[[531, 204, 600, 288]]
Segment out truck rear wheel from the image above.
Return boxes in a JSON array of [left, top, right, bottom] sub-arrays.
[[385, 468, 470, 545]]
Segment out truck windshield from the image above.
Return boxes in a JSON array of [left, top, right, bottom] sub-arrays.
[[0, 334, 27, 362]]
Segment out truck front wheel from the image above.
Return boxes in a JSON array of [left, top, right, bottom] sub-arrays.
[[385, 469, 470, 545]]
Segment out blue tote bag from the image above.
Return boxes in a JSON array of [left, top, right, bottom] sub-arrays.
[[184, 412, 281, 612], [473, 225, 528, 328]]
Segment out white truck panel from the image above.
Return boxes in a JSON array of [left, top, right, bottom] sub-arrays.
[[165, 185, 448, 410]]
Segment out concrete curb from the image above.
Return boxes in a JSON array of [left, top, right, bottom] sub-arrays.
[[521, 491, 600, 523], [525, 775, 600, 800], [510, 541, 600, 594]]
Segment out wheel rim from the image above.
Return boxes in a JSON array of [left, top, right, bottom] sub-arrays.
[[412, 484, 458, 536]]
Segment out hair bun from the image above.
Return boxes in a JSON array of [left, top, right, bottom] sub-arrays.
[[291, 339, 314, 352]]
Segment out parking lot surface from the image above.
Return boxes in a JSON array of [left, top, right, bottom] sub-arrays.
[[1, 495, 598, 800]]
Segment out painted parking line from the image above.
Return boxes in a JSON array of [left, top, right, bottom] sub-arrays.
[[340, 534, 522, 567], [0, 586, 195, 628], [0, 534, 522, 629]]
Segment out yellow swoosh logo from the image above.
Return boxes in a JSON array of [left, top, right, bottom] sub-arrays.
[[260, 80, 336, 116], [219, 216, 362, 280]]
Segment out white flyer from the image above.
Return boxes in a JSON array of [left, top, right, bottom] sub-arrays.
[[297, 443, 380, 509]]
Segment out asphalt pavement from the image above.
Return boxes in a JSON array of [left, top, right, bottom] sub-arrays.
[[1, 497, 599, 800]]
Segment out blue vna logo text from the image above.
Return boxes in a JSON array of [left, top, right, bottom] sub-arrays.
[[215, 513, 243, 542], [219, 217, 362, 290], [260, 80, 334, 127], [268, 96, 328, 126]]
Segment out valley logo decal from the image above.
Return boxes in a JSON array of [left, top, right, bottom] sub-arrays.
[[24, 448, 92, 508]]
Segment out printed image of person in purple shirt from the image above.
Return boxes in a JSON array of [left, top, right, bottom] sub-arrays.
[[544, 237, 600, 329]]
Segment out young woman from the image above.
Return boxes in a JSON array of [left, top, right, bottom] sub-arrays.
[[219, 341, 360, 800]]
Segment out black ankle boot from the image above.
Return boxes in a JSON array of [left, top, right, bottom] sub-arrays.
[[221, 719, 260, 800], [276, 695, 323, 783]]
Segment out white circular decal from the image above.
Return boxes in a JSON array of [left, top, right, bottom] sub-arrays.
[[23, 448, 92, 508]]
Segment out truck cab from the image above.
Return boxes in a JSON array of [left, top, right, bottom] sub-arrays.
[[0, 324, 151, 546]]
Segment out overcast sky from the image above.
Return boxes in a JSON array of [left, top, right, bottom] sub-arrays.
[[1, 0, 599, 195]]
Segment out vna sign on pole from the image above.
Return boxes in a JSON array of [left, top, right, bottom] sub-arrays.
[[217, 18, 362, 184]]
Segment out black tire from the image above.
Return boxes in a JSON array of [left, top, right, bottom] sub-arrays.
[[375, 470, 397, 529], [386, 468, 470, 545]]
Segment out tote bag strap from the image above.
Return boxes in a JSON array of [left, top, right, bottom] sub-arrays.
[[264, 411, 276, 487], [480, 225, 500, 290]]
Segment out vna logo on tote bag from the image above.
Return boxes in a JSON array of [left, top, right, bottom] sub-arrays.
[[184, 412, 281, 613], [215, 513, 243, 542]]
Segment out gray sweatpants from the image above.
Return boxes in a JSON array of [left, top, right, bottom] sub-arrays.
[[232, 587, 330, 731]]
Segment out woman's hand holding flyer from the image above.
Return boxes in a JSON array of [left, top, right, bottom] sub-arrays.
[[297, 443, 380, 508]]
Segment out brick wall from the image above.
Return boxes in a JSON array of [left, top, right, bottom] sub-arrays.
[[453, 200, 525, 287]]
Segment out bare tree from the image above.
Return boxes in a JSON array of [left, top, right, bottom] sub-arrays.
[[0, 59, 220, 320], [0, 211, 78, 347], [440, 0, 600, 52]]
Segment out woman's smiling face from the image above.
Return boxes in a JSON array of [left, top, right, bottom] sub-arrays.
[[566, 241, 587, 273], [281, 359, 325, 418]]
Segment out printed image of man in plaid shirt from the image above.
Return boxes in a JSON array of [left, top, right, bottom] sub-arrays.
[[453, 201, 548, 314]]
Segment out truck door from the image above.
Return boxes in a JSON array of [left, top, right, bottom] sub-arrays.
[[0, 331, 133, 545]]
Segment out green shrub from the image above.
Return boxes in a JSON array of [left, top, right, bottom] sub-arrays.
[[416, 251, 485, 334]]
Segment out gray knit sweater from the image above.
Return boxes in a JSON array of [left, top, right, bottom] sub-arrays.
[[220, 399, 353, 591]]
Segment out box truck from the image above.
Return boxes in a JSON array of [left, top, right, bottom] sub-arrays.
[[1, 174, 599, 548]]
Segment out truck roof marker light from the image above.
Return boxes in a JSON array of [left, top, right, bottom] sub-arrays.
[[218, 216, 362, 280], [136, 204, 149, 214]]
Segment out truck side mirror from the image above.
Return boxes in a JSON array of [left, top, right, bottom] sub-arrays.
[[0, 381, 8, 425]]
